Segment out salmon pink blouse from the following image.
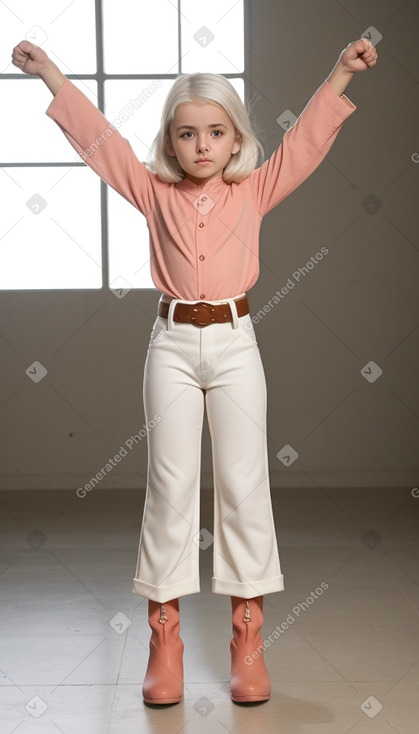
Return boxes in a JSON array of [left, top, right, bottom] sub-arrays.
[[46, 78, 356, 300]]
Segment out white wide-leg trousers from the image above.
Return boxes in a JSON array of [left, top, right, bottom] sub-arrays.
[[132, 294, 284, 603]]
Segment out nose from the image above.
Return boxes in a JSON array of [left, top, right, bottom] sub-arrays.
[[196, 135, 210, 153]]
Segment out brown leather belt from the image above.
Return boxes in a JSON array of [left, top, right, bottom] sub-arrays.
[[158, 295, 249, 327]]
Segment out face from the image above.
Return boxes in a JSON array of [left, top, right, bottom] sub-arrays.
[[165, 99, 241, 187]]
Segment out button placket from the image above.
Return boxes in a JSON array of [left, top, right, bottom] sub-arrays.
[[192, 191, 215, 303]]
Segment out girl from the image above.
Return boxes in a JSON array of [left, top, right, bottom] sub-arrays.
[[12, 36, 377, 705]]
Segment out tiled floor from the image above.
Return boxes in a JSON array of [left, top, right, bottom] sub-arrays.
[[0, 485, 418, 733]]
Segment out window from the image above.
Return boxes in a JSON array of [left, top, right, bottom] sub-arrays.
[[0, 0, 245, 290]]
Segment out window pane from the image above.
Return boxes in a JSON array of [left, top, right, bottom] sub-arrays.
[[229, 77, 244, 101], [102, 0, 179, 74], [0, 167, 101, 289], [105, 79, 172, 289], [181, 0, 244, 73], [0, 0, 96, 75], [108, 189, 154, 290], [0, 79, 99, 163], [104, 79, 171, 162]]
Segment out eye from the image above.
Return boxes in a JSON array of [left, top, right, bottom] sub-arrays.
[[180, 131, 194, 139], [212, 130, 223, 137]]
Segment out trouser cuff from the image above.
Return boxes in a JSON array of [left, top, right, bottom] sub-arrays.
[[211, 575, 284, 597], [132, 577, 200, 602]]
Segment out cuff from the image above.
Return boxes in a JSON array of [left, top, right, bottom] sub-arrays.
[[322, 79, 357, 116], [45, 77, 77, 117]]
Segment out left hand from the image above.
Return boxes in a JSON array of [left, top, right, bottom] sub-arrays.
[[339, 38, 378, 73]]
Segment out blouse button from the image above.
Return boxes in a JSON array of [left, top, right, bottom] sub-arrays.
[[200, 293, 205, 299], [199, 255, 205, 261], [198, 221, 205, 228]]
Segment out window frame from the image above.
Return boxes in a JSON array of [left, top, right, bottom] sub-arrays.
[[0, 0, 249, 292]]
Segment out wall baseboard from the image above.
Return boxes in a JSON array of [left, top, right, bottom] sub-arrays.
[[0, 469, 417, 492]]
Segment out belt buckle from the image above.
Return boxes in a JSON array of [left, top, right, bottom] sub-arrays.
[[189, 301, 215, 327]]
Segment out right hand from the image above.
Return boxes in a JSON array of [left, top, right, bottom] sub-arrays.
[[11, 40, 51, 76]]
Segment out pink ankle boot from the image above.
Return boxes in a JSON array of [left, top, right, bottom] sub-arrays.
[[230, 596, 271, 702], [142, 598, 184, 705]]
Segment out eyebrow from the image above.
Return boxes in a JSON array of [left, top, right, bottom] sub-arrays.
[[175, 123, 228, 132]]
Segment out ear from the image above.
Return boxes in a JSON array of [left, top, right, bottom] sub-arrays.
[[164, 133, 176, 157], [231, 131, 241, 155]]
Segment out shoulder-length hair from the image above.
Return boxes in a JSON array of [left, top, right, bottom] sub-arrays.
[[148, 73, 263, 184]]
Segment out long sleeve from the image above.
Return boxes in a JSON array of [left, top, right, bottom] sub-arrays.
[[45, 78, 155, 217], [250, 80, 356, 216]]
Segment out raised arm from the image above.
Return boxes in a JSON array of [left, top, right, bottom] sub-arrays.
[[250, 39, 378, 216], [11, 40, 66, 95], [11, 40, 155, 216]]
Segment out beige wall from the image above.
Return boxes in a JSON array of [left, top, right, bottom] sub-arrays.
[[2, 0, 418, 491]]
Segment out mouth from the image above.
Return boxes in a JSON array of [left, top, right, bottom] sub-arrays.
[[195, 158, 212, 164]]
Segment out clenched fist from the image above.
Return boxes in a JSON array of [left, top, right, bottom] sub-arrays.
[[11, 40, 66, 95], [11, 40, 51, 76], [339, 38, 378, 73]]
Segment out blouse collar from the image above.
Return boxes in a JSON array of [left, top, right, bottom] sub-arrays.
[[176, 175, 228, 196]]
